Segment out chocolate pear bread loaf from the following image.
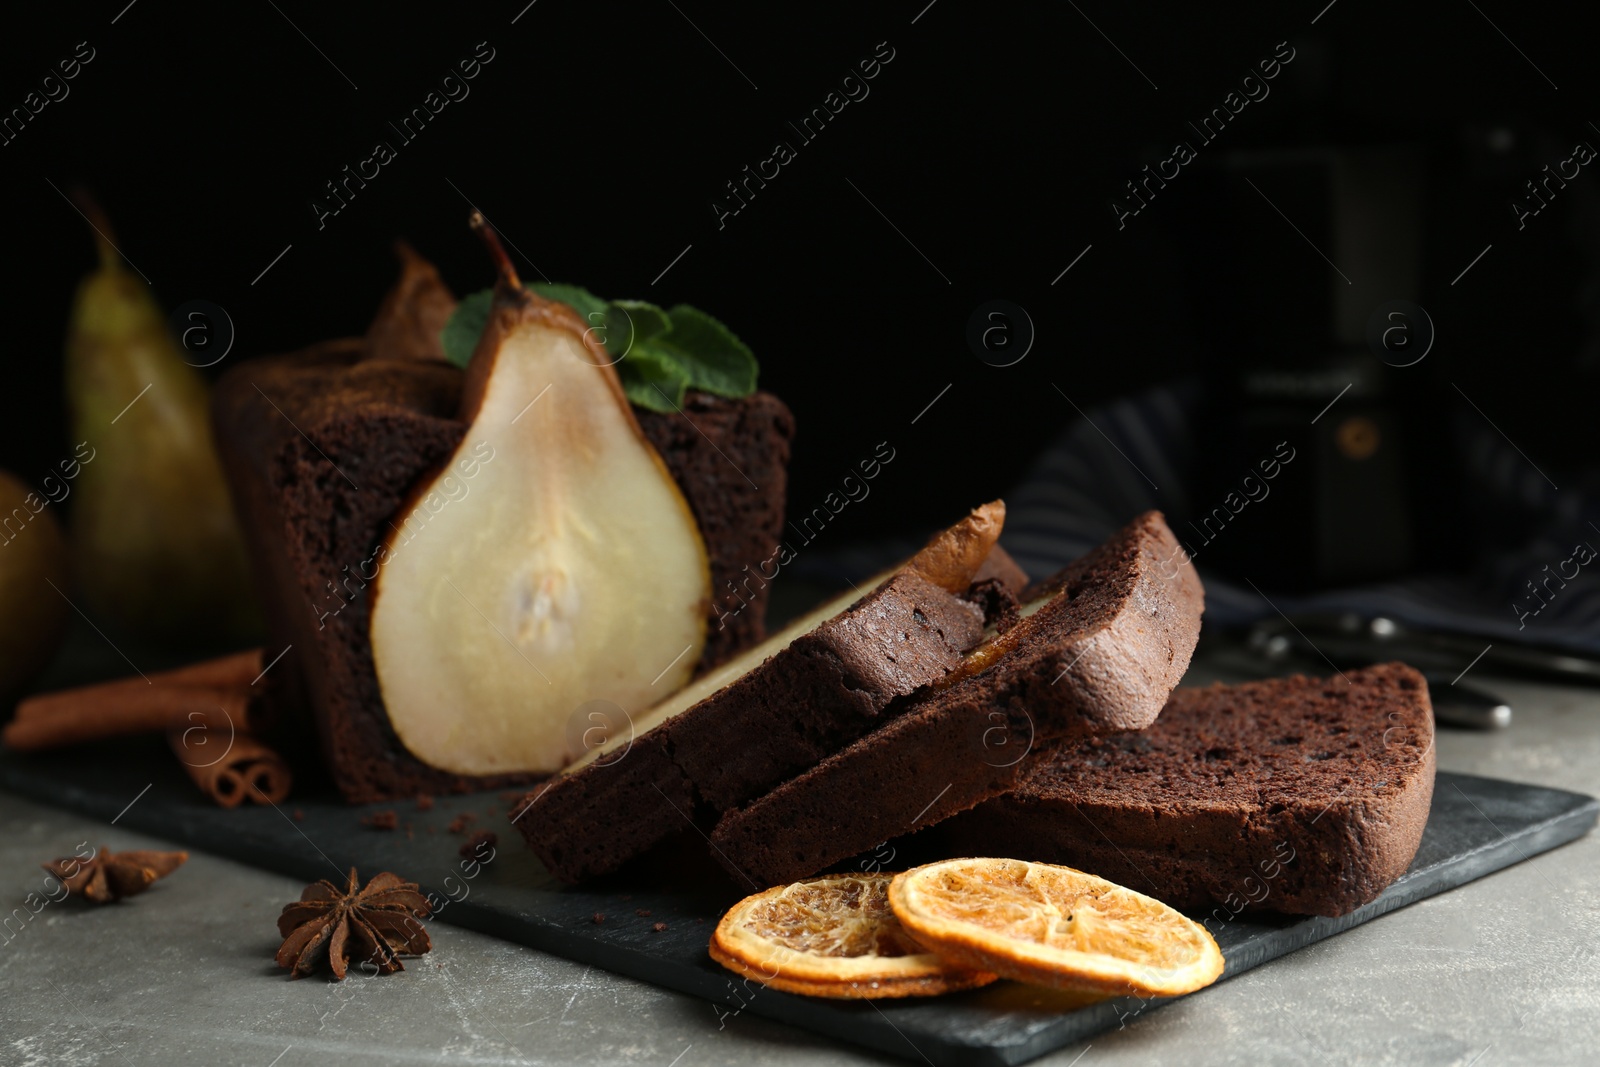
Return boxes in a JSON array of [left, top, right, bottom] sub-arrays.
[[515, 505, 1012, 883], [633, 392, 796, 669], [709, 510, 1204, 888], [944, 663, 1437, 917], [356, 245, 795, 669], [214, 262, 793, 802]]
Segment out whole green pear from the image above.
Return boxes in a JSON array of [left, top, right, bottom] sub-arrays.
[[64, 201, 259, 645]]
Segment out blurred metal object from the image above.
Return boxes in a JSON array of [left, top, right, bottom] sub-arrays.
[[1422, 674, 1513, 730], [1232, 614, 1513, 729], [1245, 612, 1600, 684]]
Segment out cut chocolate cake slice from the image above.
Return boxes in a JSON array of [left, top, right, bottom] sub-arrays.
[[709, 510, 1204, 887], [514, 504, 1011, 883], [214, 255, 793, 802], [943, 663, 1437, 917]]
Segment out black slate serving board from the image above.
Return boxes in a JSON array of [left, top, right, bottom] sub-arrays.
[[1, 742, 1593, 1067]]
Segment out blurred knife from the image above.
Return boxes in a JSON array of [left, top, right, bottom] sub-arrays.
[[1238, 614, 1520, 728], [1244, 612, 1600, 685]]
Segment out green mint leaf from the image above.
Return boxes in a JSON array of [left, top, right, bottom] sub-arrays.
[[655, 305, 758, 397], [440, 289, 493, 369], [606, 299, 671, 356], [435, 286, 760, 406], [620, 345, 691, 412], [443, 285, 608, 368], [526, 282, 608, 326]]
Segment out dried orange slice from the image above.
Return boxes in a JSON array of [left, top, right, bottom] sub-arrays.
[[709, 873, 998, 999], [889, 858, 1224, 997]]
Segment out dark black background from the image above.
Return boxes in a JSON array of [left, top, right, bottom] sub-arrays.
[[2, 0, 1593, 550]]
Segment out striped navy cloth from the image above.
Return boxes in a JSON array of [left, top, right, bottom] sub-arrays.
[[794, 378, 1600, 656]]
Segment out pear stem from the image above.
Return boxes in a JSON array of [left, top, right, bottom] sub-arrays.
[[468, 211, 522, 292], [70, 186, 120, 270]]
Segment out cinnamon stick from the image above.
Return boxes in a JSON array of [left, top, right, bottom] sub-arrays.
[[168, 725, 292, 808], [3, 687, 249, 752], [11, 649, 262, 724], [5, 648, 294, 809]]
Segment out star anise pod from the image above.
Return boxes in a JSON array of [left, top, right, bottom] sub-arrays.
[[41, 846, 188, 904], [275, 868, 432, 980]]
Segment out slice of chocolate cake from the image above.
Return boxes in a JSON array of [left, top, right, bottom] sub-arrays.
[[215, 342, 792, 803], [709, 511, 1204, 888], [944, 663, 1437, 917], [515, 506, 1011, 883]]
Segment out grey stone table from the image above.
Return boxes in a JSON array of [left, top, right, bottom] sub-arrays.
[[1, 663, 1595, 1067]]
